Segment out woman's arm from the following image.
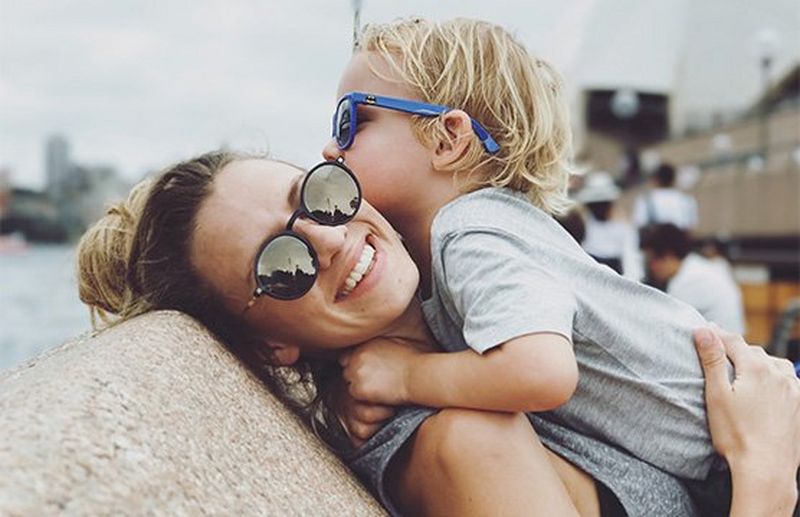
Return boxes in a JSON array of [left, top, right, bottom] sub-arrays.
[[693, 327, 800, 517], [340, 333, 578, 413]]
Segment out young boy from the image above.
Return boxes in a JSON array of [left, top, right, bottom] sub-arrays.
[[323, 17, 731, 515]]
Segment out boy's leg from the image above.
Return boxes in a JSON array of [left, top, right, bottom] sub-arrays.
[[385, 408, 600, 517], [544, 448, 615, 517]]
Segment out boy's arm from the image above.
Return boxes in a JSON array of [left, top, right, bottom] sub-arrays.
[[340, 332, 578, 413], [342, 229, 581, 413]]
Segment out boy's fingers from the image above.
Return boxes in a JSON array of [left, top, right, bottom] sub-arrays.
[[693, 328, 732, 392], [355, 403, 395, 423], [349, 421, 381, 442]]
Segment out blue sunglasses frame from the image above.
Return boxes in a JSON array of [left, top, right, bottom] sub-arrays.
[[332, 91, 500, 154]]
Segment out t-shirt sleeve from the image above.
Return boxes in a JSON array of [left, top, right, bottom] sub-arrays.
[[440, 229, 577, 354]]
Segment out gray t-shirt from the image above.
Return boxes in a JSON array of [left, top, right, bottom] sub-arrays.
[[421, 187, 717, 480]]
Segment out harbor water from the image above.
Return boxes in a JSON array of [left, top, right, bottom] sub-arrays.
[[0, 245, 91, 372]]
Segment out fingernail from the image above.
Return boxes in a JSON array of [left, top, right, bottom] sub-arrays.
[[698, 329, 713, 348]]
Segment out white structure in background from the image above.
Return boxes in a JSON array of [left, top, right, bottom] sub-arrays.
[[558, 0, 800, 157]]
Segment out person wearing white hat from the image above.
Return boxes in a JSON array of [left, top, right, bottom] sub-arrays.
[[577, 172, 643, 280]]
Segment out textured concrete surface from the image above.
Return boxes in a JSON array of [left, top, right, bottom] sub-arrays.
[[0, 311, 385, 516]]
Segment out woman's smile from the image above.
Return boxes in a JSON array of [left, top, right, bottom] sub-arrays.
[[191, 158, 420, 350]]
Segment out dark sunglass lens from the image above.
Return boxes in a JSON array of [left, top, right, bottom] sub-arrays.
[[336, 99, 352, 148], [256, 235, 317, 299], [303, 164, 361, 225]]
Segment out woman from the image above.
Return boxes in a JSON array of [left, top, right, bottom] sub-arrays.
[[77, 151, 799, 516]]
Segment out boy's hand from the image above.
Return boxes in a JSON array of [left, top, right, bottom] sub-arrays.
[[332, 376, 396, 448], [339, 337, 423, 405]]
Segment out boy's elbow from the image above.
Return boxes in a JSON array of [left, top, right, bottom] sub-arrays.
[[497, 334, 579, 411], [545, 363, 578, 409], [521, 362, 577, 411]]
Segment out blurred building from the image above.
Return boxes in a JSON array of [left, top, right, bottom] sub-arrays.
[[2, 135, 131, 242], [71, 164, 132, 231], [45, 135, 71, 202], [566, 0, 800, 345], [572, 0, 799, 172], [0, 168, 11, 219], [619, 66, 798, 344]]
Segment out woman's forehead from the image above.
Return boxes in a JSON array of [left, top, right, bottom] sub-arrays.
[[205, 159, 303, 243], [216, 159, 300, 205]]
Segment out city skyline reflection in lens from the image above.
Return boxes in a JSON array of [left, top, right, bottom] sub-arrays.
[[303, 164, 359, 224], [256, 235, 317, 297]]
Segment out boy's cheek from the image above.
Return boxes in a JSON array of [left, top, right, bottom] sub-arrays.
[[362, 183, 400, 216]]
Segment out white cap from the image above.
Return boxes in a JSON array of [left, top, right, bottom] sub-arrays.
[[576, 172, 620, 203]]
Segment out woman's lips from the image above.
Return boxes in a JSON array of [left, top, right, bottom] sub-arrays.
[[335, 234, 384, 303]]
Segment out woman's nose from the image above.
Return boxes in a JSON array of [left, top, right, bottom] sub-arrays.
[[294, 218, 347, 270], [322, 139, 343, 162]]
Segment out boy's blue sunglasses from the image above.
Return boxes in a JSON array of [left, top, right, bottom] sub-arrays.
[[332, 92, 501, 154]]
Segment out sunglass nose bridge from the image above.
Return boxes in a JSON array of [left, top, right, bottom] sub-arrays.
[[285, 209, 303, 230]]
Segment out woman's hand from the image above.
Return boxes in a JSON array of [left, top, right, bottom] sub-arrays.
[[339, 337, 423, 406], [693, 327, 799, 516]]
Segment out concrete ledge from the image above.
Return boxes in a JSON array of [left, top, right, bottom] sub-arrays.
[[0, 311, 384, 515]]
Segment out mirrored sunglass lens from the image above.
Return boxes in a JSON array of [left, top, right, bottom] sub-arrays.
[[303, 164, 360, 225], [336, 99, 352, 147], [256, 235, 317, 298]]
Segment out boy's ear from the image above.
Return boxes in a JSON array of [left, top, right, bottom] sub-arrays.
[[263, 339, 301, 366], [432, 110, 474, 168]]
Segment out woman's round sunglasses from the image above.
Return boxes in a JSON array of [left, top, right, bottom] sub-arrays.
[[243, 159, 362, 312]]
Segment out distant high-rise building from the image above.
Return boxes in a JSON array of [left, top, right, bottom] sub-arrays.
[[0, 167, 11, 220], [45, 134, 71, 200]]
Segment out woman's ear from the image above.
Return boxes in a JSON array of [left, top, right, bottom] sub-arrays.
[[432, 110, 474, 169], [264, 340, 301, 366]]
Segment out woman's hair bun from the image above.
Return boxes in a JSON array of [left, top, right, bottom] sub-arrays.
[[76, 178, 154, 326]]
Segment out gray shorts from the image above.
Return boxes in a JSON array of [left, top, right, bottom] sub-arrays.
[[338, 407, 702, 517]]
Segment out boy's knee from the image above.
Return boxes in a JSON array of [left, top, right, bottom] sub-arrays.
[[416, 409, 534, 469]]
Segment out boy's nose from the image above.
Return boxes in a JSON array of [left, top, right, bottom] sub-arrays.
[[293, 218, 347, 270], [322, 139, 343, 162]]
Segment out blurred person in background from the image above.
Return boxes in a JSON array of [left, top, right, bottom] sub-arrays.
[[699, 236, 735, 278], [576, 172, 643, 280], [554, 206, 586, 245], [633, 163, 698, 231], [641, 224, 745, 334]]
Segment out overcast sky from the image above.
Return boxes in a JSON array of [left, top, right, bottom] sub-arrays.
[[1, 0, 797, 189], [0, 0, 595, 189]]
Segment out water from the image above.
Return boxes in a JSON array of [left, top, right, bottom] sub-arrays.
[[0, 245, 92, 372]]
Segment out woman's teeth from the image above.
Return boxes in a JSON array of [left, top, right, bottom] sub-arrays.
[[339, 243, 376, 298]]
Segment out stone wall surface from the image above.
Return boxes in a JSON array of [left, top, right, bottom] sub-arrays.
[[0, 311, 385, 516]]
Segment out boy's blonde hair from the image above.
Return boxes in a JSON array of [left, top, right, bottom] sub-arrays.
[[359, 17, 574, 214]]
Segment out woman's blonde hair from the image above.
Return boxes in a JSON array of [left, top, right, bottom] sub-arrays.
[[359, 17, 574, 214], [76, 151, 340, 440]]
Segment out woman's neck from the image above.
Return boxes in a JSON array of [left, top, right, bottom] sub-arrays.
[[392, 208, 440, 299], [380, 295, 438, 350]]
